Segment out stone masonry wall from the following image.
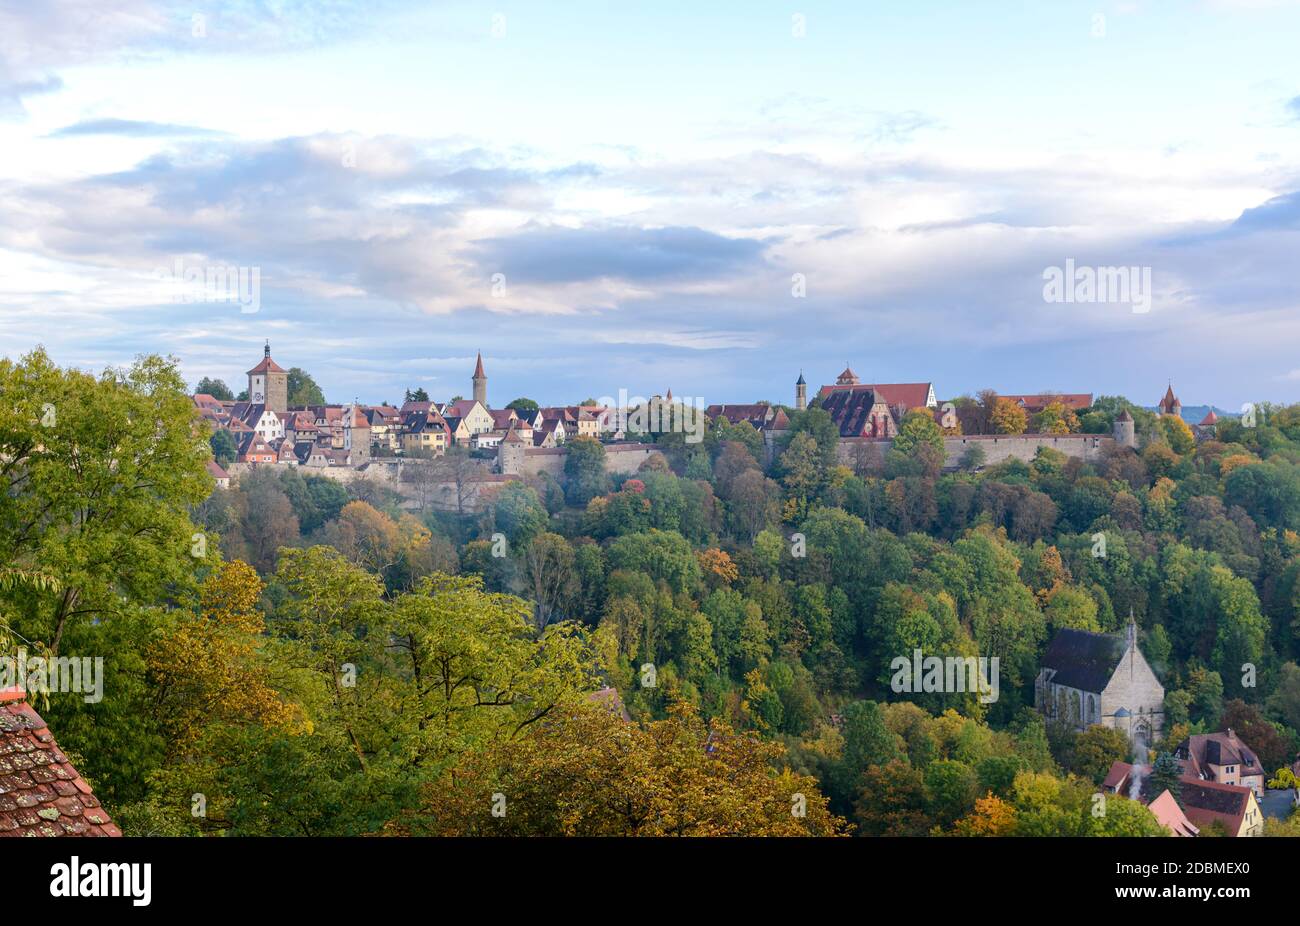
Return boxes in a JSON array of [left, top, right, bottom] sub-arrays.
[[837, 434, 1117, 470]]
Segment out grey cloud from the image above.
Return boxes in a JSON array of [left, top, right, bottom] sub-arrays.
[[468, 225, 769, 284]]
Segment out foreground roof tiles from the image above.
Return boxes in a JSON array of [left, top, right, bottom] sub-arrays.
[[0, 687, 120, 837]]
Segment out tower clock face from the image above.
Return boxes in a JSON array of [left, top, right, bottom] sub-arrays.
[[254, 392, 263, 401]]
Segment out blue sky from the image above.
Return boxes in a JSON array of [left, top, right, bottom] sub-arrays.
[[2, 0, 1299, 409]]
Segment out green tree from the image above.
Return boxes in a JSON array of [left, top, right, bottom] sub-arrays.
[[506, 397, 539, 414], [564, 436, 609, 506], [195, 376, 234, 400], [0, 348, 212, 654], [1072, 725, 1130, 784], [210, 428, 238, 467], [287, 367, 326, 406], [1147, 751, 1183, 803]]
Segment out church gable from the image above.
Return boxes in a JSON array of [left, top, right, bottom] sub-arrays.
[[1101, 642, 1161, 699]]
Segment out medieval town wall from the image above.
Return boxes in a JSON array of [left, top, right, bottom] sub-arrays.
[[836, 434, 1117, 470]]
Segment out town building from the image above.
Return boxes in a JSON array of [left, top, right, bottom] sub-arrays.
[[1035, 619, 1164, 753], [247, 341, 288, 413], [1178, 779, 1264, 837], [1174, 729, 1267, 798]]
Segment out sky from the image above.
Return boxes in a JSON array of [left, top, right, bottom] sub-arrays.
[[1, 0, 1299, 410]]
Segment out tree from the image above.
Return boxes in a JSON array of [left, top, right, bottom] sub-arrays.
[[1032, 401, 1079, 435], [954, 792, 1018, 836], [1147, 751, 1183, 803], [428, 446, 481, 522], [780, 431, 824, 520], [893, 408, 946, 461], [145, 560, 301, 762], [507, 398, 539, 414], [494, 482, 548, 547], [195, 377, 234, 400], [286, 367, 326, 406], [1218, 699, 1292, 770], [240, 470, 301, 573], [1160, 414, 1196, 454], [855, 759, 932, 835], [924, 759, 979, 826], [404, 387, 430, 403], [394, 702, 844, 836], [1267, 662, 1300, 732], [385, 572, 597, 767], [564, 436, 609, 506], [520, 532, 578, 633], [960, 443, 986, 472], [835, 700, 903, 800], [727, 469, 780, 541], [210, 428, 238, 467], [990, 398, 1028, 435], [1072, 725, 1130, 783], [0, 348, 212, 654]]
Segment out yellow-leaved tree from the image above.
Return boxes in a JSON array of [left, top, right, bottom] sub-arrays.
[[393, 701, 846, 836]]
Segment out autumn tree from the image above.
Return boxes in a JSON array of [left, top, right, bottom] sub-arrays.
[[147, 560, 301, 760], [394, 702, 845, 836]]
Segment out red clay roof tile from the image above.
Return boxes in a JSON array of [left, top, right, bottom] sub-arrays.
[[0, 688, 118, 838]]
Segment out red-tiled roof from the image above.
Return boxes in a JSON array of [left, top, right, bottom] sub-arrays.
[[817, 382, 933, 410], [1148, 789, 1199, 837], [446, 399, 482, 418], [705, 404, 771, 427], [1176, 730, 1264, 782], [1000, 393, 1093, 411], [473, 352, 485, 378], [206, 459, 229, 480], [246, 355, 286, 375], [1103, 760, 1133, 791], [0, 688, 120, 837], [1199, 410, 1219, 425], [1178, 779, 1253, 835]]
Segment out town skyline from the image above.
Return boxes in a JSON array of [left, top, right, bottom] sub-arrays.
[[181, 337, 1240, 416]]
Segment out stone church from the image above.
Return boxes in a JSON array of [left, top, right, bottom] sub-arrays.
[[1035, 619, 1164, 754]]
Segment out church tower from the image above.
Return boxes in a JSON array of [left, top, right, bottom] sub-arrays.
[[795, 371, 807, 410], [247, 341, 288, 413], [472, 351, 487, 407]]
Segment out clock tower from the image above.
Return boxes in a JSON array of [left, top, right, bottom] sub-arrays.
[[246, 341, 288, 412]]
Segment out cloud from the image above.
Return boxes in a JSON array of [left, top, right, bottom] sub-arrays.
[[0, 73, 63, 117], [467, 225, 769, 285], [1288, 95, 1300, 121], [48, 118, 225, 138], [0, 0, 400, 119]]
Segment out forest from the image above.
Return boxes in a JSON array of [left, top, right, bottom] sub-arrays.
[[3, 346, 1299, 836]]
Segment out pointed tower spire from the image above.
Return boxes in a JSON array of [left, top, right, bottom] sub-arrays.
[[472, 351, 487, 407]]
